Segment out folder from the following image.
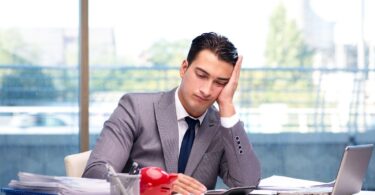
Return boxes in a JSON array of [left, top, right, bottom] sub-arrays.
[[1, 187, 58, 195]]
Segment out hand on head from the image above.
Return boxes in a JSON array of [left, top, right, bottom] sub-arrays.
[[217, 55, 243, 117]]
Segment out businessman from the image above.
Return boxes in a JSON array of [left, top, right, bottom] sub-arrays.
[[83, 32, 261, 195]]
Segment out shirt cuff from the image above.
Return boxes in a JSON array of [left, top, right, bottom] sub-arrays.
[[221, 113, 239, 128]]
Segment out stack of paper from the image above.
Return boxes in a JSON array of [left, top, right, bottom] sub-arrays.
[[250, 175, 334, 195], [8, 172, 110, 195]]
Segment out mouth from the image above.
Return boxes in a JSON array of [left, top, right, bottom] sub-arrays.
[[194, 94, 210, 102]]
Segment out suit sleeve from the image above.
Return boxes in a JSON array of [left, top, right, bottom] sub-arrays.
[[219, 121, 261, 187], [82, 94, 138, 179]]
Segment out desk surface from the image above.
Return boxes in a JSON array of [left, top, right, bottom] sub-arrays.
[[2, 187, 374, 195], [356, 191, 375, 195]]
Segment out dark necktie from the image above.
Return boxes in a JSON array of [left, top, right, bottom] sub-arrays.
[[178, 117, 199, 173]]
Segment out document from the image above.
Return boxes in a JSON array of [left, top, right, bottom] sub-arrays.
[[8, 172, 110, 195], [249, 189, 278, 195], [251, 175, 334, 195]]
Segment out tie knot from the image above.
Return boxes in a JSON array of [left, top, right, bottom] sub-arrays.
[[185, 117, 199, 129]]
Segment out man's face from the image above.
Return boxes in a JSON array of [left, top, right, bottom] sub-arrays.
[[178, 49, 234, 117]]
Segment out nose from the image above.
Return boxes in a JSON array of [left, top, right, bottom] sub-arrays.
[[199, 81, 212, 97]]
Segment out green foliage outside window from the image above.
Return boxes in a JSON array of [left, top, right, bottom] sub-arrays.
[[143, 39, 190, 67], [0, 67, 58, 105], [260, 3, 316, 107]]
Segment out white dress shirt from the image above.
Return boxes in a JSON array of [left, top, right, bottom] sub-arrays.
[[175, 87, 239, 151]]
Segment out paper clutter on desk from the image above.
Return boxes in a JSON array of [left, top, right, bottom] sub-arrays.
[[254, 175, 334, 195], [7, 172, 110, 195]]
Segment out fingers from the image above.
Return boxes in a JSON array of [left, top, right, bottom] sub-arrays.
[[225, 55, 242, 92], [172, 174, 207, 195], [231, 55, 243, 84], [216, 55, 243, 117], [235, 55, 243, 71]]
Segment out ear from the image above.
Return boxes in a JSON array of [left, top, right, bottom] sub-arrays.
[[180, 60, 189, 77]]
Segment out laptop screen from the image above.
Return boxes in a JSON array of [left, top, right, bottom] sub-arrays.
[[332, 144, 373, 195]]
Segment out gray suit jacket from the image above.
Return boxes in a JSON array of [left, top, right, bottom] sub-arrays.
[[83, 88, 261, 189]]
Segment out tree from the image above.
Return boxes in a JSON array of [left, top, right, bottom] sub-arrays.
[[0, 29, 58, 105], [260, 3, 315, 106], [143, 39, 190, 67], [265, 4, 314, 68], [0, 67, 58, 105], [0, 29, 39, 65]]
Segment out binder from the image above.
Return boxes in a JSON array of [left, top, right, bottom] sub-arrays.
[[1, 187, 58, 195]]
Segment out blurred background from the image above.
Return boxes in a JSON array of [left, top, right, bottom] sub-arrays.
[[0, 0, 374, 191]]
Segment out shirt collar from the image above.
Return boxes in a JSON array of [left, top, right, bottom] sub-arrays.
[[175, 86, 207, 125]]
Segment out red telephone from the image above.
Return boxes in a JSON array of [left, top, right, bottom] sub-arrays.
[[140, 167, 178, 195]]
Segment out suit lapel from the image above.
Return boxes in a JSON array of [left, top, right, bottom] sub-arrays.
[[154, 89, 179, 173], [185, 108, 219, 175]]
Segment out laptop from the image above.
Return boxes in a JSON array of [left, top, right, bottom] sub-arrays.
[[331, 144, 373, 195], [277, 144, 374, 195]]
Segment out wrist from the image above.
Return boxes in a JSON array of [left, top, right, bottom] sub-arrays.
[[219, 102, 236, 117]]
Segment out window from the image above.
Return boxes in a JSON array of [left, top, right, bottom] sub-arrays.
[[88, 0, 375, 189], [0, 0, 79, 187], [0, 0, 374, 190]]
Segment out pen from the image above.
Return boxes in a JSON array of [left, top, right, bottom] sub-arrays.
[[129, 161, 140, 175], [106, 163, 128, 195], [125, 161, 140, 191]]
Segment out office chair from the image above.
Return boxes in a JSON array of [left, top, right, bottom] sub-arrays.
[[64, 150, 92, 177]]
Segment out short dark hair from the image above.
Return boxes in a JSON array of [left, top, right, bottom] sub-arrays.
[[187, 32, 238, 66]]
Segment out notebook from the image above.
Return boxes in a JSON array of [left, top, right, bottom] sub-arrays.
[[278, 144, 374, 195]]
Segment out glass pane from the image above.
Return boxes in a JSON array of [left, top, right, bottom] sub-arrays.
[[89, 0, 375, 190], [0, 0, 79, 187]]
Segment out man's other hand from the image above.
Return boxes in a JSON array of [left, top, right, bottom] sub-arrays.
[[171, 173, 207, 195]]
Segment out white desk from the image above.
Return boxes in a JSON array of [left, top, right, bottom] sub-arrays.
[[249, 190, 375, 195], [356, 191, 375, 195]]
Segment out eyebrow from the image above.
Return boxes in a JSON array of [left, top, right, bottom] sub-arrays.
[[195, 67, 230, 82]]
